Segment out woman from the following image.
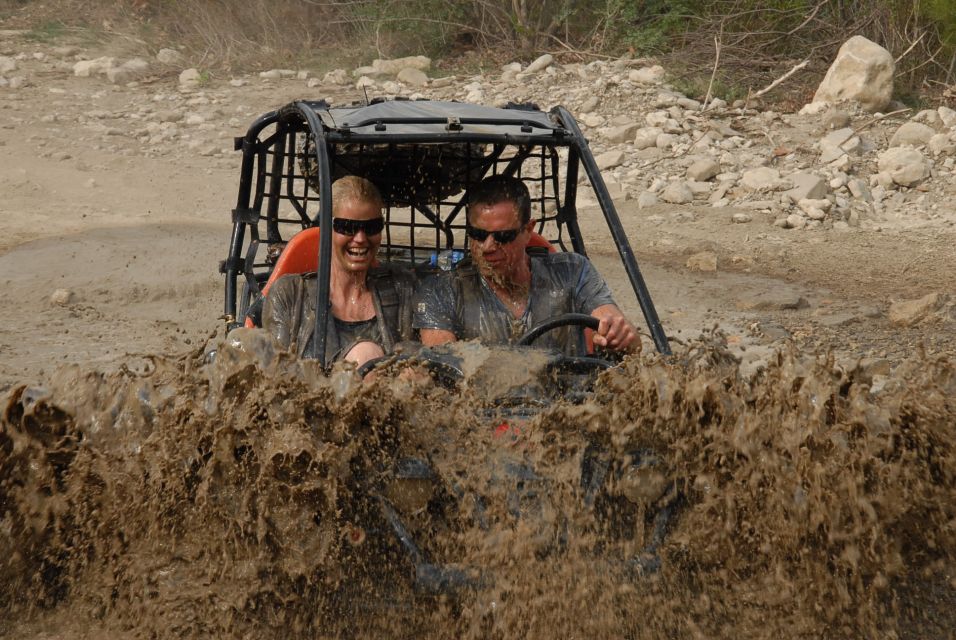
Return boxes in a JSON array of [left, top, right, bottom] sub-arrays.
[[262, 175, 416, 368]]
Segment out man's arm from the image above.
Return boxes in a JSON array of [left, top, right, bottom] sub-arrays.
[[420, 328, 458, 346], [590, 303, 640, 352]]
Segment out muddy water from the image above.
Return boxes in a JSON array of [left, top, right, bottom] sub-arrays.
[[1, 332, 955, 638]]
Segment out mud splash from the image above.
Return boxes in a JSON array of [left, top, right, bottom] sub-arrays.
[[2, 333, 955, 638]]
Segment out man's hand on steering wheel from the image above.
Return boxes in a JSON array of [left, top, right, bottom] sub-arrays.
[[591, 304, 641, 353]]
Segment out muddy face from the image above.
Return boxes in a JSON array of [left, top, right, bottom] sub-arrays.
[[1, 336, 955, 639]]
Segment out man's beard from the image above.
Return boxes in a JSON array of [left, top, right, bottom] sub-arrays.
[[472, 250, 529, 297]]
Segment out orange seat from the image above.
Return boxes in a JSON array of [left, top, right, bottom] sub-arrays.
[[527, 231, 557, 253], [244, 227, 322, 328]]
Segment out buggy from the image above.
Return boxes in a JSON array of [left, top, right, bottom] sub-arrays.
[[219, 97, 677, 600]]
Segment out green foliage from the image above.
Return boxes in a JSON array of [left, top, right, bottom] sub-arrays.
[[25, 20, 65, 42]]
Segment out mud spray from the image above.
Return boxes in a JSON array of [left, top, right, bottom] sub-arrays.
[[2, 330, 954, 639]]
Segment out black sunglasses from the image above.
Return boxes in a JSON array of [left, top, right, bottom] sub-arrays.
[[465, 225, 524, 245], [332, 217, 385, 237]]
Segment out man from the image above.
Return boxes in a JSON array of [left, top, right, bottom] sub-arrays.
[[263, 175, 416, 368], [413, 175, 639, 355]]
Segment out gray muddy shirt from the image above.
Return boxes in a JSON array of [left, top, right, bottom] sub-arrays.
[[412, 252, 616, 355]]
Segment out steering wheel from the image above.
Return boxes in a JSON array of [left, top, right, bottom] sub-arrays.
[[516, 312, 619, 379], [356, 351, 465, 388]]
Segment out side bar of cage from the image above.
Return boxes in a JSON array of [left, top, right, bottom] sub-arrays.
[[295, 103, 334, 366], [553, 106, 671, 356], [224, 110, 279, 320]]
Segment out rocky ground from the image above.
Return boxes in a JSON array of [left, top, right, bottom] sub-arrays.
[[0, 29, 954, 389]]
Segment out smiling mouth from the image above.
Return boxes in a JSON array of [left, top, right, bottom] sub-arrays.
[[346, 247, 370, 258]]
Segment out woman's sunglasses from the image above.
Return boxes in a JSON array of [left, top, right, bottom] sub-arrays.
[[465, 225, 524, 245], [332, 217, 385, 237]]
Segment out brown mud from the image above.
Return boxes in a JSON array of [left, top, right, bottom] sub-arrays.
[[2, 332, 954, 639]]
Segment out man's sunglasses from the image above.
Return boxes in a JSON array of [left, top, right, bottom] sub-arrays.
[[465, 225, 524, 245], [332, 217, 385, 237]]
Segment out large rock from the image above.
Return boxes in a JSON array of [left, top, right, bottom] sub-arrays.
[[396, 67, 428, 87], [372, 56, 431, 75], [156, 48, 184, 65], [605, 122, 639, 143], [179, 67, 201, 88], [628, 65, 665, 84], [634, 126, 662, 149], [812, 36, 894, 112], [888, 293, 943, 326], [524, 54, 553, 74], [595, 150, 625, 170], [784, 172, 828, 201], [889, 122, 935, 147], [877, 147, 931, 187], [660, 181, 694, 204], [322, 68, 348, 84], [686, 157, 720, 181], [73, 56, 115, 77], [740, 167, 783, 191]]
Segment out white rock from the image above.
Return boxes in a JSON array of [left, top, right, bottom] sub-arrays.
[[74, 56, 115, 77], [179, 68, 201, 88], [229, 78, 247, 87], [605, 122, 639, 143], [677, 97, 701, 110], [637, 191, 658, 208], [0, 55, 16, 73], [660, 181, 694, 204], [686, 157, 720, 181], [396, 67, 428, 87], [731, 212, 752, 223], [798, 198, 832, 214], [812, 35, 894, 112], [784, 172, 828, 201], [355, 75, 375, 89], [888, 293, 943, 326], [185, 113, 204, 125], [582, 113, 605, 128], [656, 133, 677, 149], [890, 121, 935, 147], [372, 56, 431, 75], [686, 180, 712, 196], [8, 76, 27, 89], [786, 213, 807, 229], [847, 178, 872, 201], [800, 101, 831, 115], [938, 106, 956, 128], [628, 65, 665, 84], [580, 96, 599, 113], [928, 133, 956, 155], [323, 69, 348, 84], [741, 167, 782, 191], [705, 97, 727, 110], [157, 48, 184, 65], [877, 147, 931, 187], [50, 289, 74, 305], [524, 54, 553, 74], [381, 80, 402, 94], [634, 126, 662, 149], [595, 150, 625, 170], [259, 69, 282, 79]]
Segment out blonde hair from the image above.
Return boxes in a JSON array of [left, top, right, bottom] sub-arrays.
[[331, 175, 384, 215]]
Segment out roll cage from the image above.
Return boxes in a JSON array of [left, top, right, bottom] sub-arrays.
[[220, 98, 670, 363]]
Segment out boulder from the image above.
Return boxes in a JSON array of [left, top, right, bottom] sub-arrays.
[[396, 67, 428, 87], [633, 126, 662, 149], [740, 167, 783, 191], [939, 106, 956, 128], [372, 56, 431, 75], [784, 172, 828, 201], [812, 35, 894, 112], [628, 65, 665, 84], [179, 68, 201, 88], [889, 121, 936, 147], [877, 147, 931, 187], [660, 181, 694, 204], [156, 48, 184, 65], [605, 122, 639, 143], [928, 133, 956, 155], [524, 54, 553, 74], [322, 69, 348, 84], [595, 150, 625, 170], [637, 191, 659, 208], [686, 157, 720, 181], [888, 293, 943, 326]]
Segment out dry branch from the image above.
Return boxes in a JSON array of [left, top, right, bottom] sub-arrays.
[[751, 59, 809, 98]]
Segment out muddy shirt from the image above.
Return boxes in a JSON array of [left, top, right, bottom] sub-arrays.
[[263, 263, 416, 366], [412, 252, 616, 355]]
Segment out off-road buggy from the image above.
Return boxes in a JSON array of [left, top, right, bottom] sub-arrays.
[[219, 98, 677, 604]]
